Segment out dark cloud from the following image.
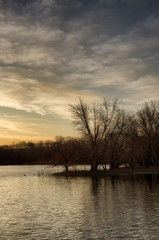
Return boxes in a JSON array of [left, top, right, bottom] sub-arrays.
[[0, 0, 159, 141]]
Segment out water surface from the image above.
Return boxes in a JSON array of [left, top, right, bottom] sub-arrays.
[[1, 165, 159, 239]]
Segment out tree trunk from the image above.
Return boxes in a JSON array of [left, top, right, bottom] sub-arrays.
[[91, 162, 98, 171], [110, 163, 115, 170]]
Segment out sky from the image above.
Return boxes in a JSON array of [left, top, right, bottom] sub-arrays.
[[0, 0, 159, 144]]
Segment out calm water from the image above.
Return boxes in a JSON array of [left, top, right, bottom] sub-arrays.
[[1, 165, 159, 240]]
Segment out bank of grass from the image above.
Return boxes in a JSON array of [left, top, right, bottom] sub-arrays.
[[53, 166, 159, 177]]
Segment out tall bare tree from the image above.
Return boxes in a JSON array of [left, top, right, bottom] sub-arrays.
[[124, 113, 140, 168], [69, 97, 127, 171], [137, 100, 159, 167]]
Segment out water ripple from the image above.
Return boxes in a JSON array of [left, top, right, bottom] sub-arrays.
[[1, 166, 159, 239]]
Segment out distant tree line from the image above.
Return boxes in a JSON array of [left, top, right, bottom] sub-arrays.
[[0, 138, 84, 166], [0, 98, 159, 171]]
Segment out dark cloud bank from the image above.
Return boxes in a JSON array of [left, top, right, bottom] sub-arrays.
[[0, 0, 159, 141]]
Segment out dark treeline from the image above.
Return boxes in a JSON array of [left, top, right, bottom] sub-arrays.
[[0, 137, 85, 166], [0, 98, 159, 171]]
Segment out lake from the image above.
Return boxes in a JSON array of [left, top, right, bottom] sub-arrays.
[[1, 165, 159, 239]]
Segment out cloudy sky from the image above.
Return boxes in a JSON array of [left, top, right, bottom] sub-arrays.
[[0, 0, 159, 144]]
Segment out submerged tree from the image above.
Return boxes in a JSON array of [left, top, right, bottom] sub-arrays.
[[69, 97, 127, 171]]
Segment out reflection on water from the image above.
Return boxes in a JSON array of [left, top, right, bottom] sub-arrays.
[[1, 166, 159, 239]]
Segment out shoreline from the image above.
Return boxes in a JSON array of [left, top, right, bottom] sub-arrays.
[[53, 167, 159, 177]]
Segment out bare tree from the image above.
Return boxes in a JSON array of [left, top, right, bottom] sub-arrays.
[[53, 136, 84, 171], [137, 100, 159, 167], [124, 113, 140, 168], [105, 109, 128, 169], [69, 97, 127, 171]]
